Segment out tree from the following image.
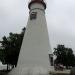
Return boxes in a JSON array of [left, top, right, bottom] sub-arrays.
[[0, 27, 26, 70], [54, 44, 75, 68]]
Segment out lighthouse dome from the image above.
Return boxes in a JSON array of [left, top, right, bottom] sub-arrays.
[[28, 0, 46, 9]]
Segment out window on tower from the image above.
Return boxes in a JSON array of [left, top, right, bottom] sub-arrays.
[[30, 12, 37, 20]]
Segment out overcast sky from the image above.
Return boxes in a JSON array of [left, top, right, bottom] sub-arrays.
[[0, 0, 75, 53]]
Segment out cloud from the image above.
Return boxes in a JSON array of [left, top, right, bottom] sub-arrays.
[[0, 0, 75, 53], [46, 0, 75, 53], [0, 0, 29, 39]]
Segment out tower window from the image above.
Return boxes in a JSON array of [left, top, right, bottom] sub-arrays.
[[30, 12, 37, 20]]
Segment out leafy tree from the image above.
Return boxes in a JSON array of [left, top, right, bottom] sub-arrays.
[[0, 27, 26, 70], [54, 44, 75, 68]]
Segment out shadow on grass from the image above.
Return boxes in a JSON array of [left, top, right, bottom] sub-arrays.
[[0, 70, 10, 75]]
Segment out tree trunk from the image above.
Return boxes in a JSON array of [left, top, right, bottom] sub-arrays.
[[7, 64, 9, 71]]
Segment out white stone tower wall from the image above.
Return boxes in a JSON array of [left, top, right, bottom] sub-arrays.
[[9, 1, 51, 75], [17, 3, 50, 68]]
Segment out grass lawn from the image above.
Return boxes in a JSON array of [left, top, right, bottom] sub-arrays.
[[0, 69, 70, 75], [49, 70, 70, 75], [0, 70, 10, 75]]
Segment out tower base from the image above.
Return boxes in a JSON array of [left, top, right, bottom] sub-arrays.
[[8, 66, 50, 75]]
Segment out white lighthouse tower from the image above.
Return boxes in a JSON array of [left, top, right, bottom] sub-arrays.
[[9, 0, 51, 75]]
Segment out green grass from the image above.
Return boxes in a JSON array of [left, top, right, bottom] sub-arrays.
[[0, 70, 10, 75]]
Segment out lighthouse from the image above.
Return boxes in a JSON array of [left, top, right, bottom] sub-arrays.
[[9, 0, 51, 75]]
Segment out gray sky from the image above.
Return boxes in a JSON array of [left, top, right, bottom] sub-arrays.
[[0, 0, 75, 53]]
